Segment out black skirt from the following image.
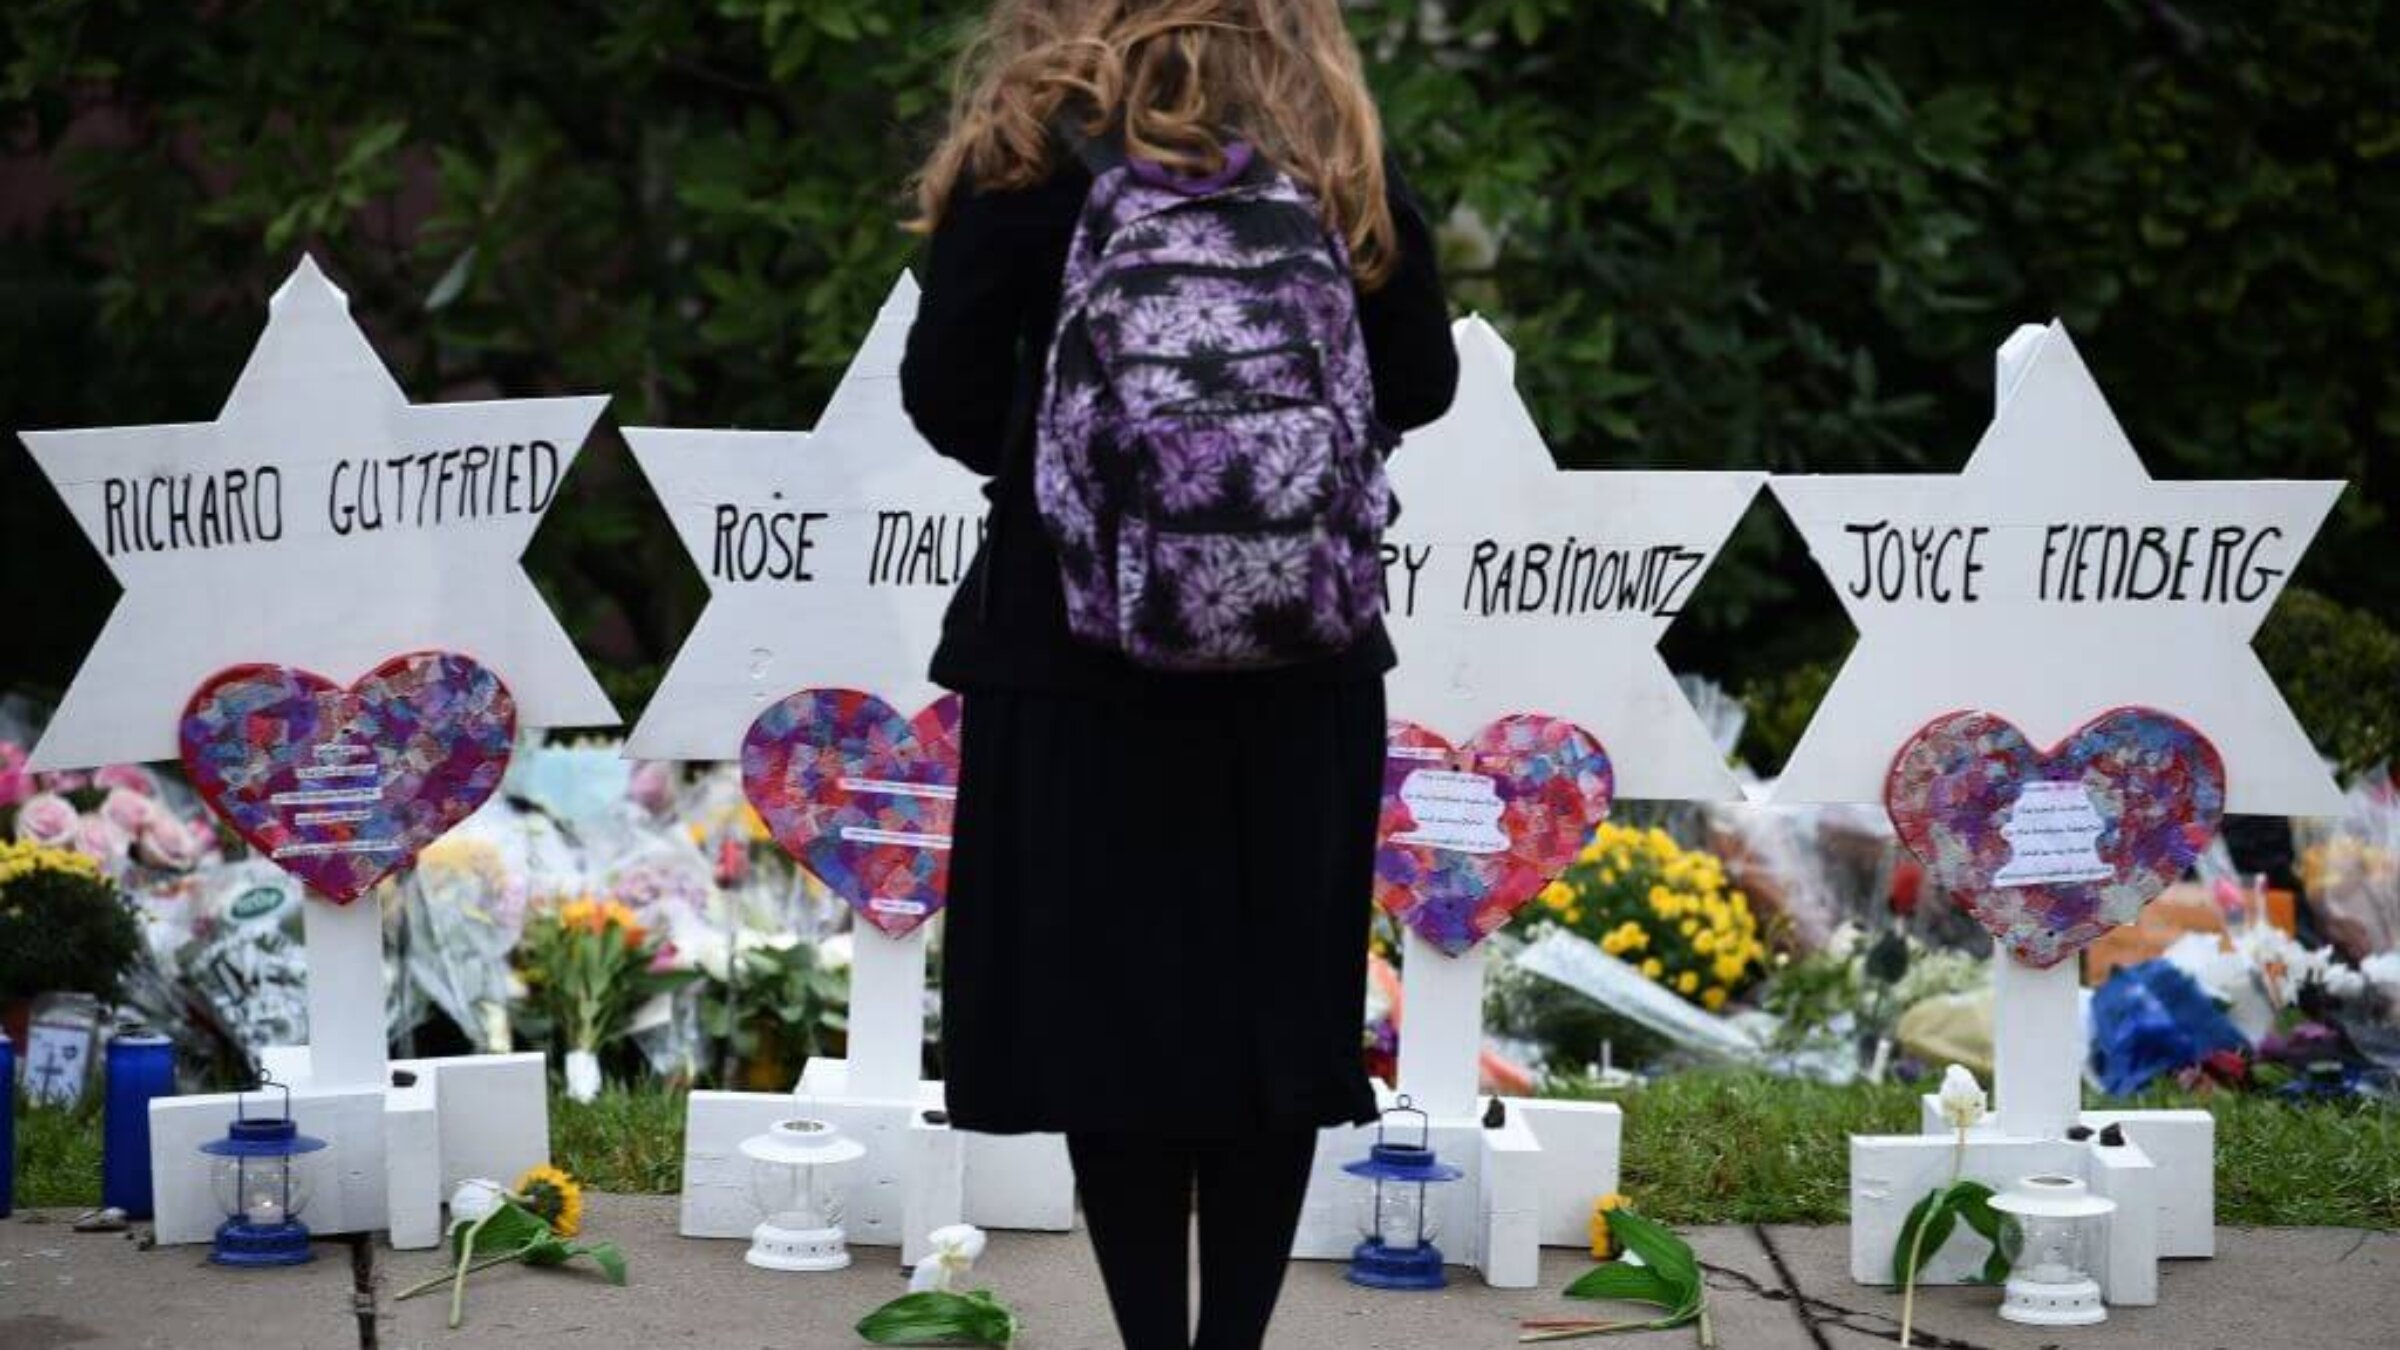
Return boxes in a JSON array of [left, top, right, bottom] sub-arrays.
[[939, 677, 1385, 1137]]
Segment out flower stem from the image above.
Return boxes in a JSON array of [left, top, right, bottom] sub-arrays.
[[1899, 1127, 1968, 1347], [449, 1209, 503, 1329], [392, 1248, 526, 1302]]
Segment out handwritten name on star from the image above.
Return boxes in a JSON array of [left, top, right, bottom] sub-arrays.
[[98, 442, 568, 557], [706, 496, 985, 589], [1832, 518, 2293, 609]]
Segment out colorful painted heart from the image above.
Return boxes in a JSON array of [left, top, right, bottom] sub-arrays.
[[742, 689, 963, 938], [180, 651, 517, 904], [1885, 706, 2227, 968], [1375, 715, 1615, 958]]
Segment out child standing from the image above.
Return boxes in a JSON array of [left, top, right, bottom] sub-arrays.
[[902, 4, 1456, 1346]]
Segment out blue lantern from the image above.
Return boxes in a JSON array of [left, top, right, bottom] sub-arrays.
[[1341, 1094, 1462, 1290], [201, 1080, 327, 1267]]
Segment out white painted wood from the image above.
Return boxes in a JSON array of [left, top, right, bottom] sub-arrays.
[[1848, 1134, 2088, 1287], [21, 255, 615, 771], [1767, 320, 2344, 816], [621, 276, 982, 759], [1394, 931, 1484, 1120], [1476, 1114, 1542, 1289], [680, 1089, 808, 1239], [302, 896, 388, 1091], [684, 1086, 969, 1259], [1512, 1098, 1625, 1247], [794, 1057, 1076, 1232], [1382, 318, 1762, 801], [848, 923, 929, 1102], [148, 1086, 389, 1245], [2082, 1108, 2215, 1257], [384, 1071, 443, 1250], [1993, 955, 2083, 1139], [413, 1051, 549, 1197], [2087, 1138, 2159, 1306]]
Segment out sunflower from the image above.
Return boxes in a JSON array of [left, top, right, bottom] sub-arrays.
[[512, 1164, 585, 1238]]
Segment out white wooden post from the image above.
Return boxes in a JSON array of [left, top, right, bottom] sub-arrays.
[[1395, 929, 1484, 1119], [846, 923, 930, 1101], [1991, 955, 2083, 1137], [1982, 323, 2086, 1140], [302, 896, 389, 1091]]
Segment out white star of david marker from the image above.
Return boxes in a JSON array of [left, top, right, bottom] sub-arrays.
[[21, 256, 616, 771], [1383, 318, 1763, 802], [624, 275, 987, 760], [1770, 321, 2345, 815]]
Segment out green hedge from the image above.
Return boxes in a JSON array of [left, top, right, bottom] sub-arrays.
[[3, 1, 2392, 712]]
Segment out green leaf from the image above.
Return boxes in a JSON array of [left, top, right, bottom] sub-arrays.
[[1563, 1262, 1681, 1307], [1602, 1208, 1701, 1314], [1891, 1190, 1959, 1286], [856, 1290, 1017, 1347], [453, 1202, 551, 1259]]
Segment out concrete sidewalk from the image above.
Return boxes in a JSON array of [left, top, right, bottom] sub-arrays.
[[4, 1197, 2393, 1349]]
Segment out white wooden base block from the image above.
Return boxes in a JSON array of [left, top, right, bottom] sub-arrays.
[[1512, 1098, 1625, 1248], [149, 1085, 391, 1247], [681, 1088, 963, 1266], [1289, 1084, 1610, 1289], [1912, 1095, 2214, 1259], [1850, 1129, 2164, 1306], [148, 1049, 548, 1249], [797, 1057, 1076, 1232], [2079, 1108, 2215, 1258]]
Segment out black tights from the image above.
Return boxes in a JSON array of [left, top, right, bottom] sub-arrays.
[[1066, 1128, 1318, 1350]]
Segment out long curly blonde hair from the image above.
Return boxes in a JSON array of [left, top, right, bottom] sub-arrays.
[[911, 0, 1398, 287]]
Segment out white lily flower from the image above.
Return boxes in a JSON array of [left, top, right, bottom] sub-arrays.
[[908, 1223, 988, 1293], [1937, 1064, 1986, 1130]]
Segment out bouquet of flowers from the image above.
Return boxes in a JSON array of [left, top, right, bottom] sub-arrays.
[[2295, 770, 2399, 960], [515, 895, 688, 1100], [0, 839, 143, 1001], [1530, 824, 1769, 1011], [4, 755, 216, 880]]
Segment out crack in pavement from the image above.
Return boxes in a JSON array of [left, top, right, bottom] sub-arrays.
[[1732, 1227, 2003, 1350]]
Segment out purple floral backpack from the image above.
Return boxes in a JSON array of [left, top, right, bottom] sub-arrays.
[[1034, 139, 1393, 671]]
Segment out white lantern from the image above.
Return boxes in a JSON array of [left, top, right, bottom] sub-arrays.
[[1989, 1173, 2117, 1326], [739, 1118, 866, 1272]]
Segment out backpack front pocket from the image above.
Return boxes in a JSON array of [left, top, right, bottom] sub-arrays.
[[1133, 402, 1340, 531]]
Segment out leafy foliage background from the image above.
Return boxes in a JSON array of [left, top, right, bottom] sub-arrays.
[[2, 0, 2392, 769]]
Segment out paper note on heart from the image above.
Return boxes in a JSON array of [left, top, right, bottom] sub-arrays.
[[180, 652, 518, 904], [1375, 715, 1615, 957], [1885, 707, 2227, 968], [742, 689, 963, 938]]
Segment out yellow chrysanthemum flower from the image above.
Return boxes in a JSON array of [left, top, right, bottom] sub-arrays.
[[1640, 958, 1663, 980], [1702, 987, 1728, 1011], [1676, 971, 1699, 995]]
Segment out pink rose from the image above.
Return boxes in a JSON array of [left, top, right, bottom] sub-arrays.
[[14, 791, 79, 847], [136, 813, 206, 871], [0, 742, 29, 809], [627, 760, 675, 817], [94, 763, 163, 798], [33, 768, 90, 794], [100, 786, 157, 834], [76, 812, 130, 864]]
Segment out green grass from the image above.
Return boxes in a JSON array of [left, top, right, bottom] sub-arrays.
[[550, 1084, 688, 1194], [12, 1075, 2393, 1229], [12, 1093, 106, 1208], [1558, 1070, 2400, 1229]]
